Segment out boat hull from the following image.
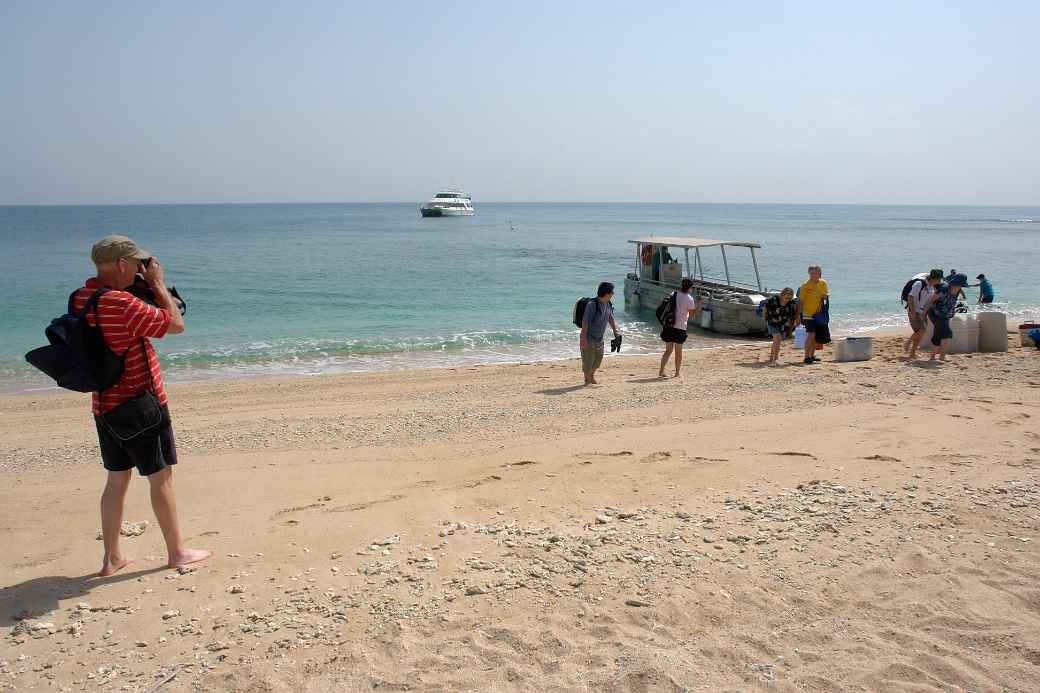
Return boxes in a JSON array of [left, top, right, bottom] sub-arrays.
[[623, 275, 769, 336], [420, 207, 474, 217]]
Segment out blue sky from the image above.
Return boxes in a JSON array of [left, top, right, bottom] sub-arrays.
[[2, 1, 1037, 205]]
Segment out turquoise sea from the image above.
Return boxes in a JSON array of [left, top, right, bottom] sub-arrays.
[[1, 203, 1038, 393]]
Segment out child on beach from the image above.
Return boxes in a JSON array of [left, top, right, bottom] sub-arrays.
[[923, 273, 968, 362], [764, 288, 797, 365]]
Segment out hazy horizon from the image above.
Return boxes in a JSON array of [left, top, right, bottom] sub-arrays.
[[3, 2, 1037, 207]]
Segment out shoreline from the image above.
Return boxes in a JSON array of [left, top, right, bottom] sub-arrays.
[[1, 326, 918, 398]]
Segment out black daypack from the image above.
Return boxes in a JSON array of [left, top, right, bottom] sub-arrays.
[[655, 291, 677, 326], [653, 289, 678, 326], [900, 277, 925, 306], [24, 288, 125, 393], [572, 297, 593, 328]]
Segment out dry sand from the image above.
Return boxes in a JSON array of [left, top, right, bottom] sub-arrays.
[[2, 336, 1039, 692]]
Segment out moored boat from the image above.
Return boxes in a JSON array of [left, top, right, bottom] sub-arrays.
[[623, 236, 773, 336]]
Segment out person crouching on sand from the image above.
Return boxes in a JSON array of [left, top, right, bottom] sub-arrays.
[[923, 272, 968, 362], [659, 279, 706, 378], [764, 287, 797, 365], [580, 282, 619, 386], [75, 235, 211, 576]]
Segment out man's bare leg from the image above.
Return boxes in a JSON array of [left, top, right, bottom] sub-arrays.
[[99, 470, 134, 576], [674, 344, 684, 377], [147, 467, 211, 569]]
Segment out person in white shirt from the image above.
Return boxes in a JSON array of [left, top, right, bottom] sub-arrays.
[[904, 269, 943, 359], [658, 279, 706, 378]]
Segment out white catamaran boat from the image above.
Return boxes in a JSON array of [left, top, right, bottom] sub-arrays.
[[420, 189, 474, 217], [623, 236, 774, 336]]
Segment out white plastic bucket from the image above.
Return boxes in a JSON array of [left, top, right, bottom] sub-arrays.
[[949, 314, 979, 354], [793, 325, 807, 348], [700, 306, 712, 329], [835, 336, 874, 362], [977, 312, 1008, 352]]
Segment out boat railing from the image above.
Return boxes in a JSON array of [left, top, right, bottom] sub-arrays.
[[629, 275, 770, 303]]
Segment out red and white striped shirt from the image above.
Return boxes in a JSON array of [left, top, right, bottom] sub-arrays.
[[72, 277, 171, 416]]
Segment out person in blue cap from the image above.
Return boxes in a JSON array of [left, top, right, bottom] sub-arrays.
[[971, 274, 995, 304], [923, 273, 968, 362]]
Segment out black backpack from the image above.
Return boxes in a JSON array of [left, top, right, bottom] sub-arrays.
[[655, 291, 677, 326], [24, 288, 125, 393], [900, 277, 925, 306], [572, 297, 593, 327]]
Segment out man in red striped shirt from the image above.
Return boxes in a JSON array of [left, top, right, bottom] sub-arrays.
[[74, 235, 210, 577]]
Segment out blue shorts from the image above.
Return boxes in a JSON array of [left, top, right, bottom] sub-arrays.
[[767, 324, 785, 337]]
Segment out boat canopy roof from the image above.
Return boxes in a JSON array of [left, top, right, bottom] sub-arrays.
[[627, 236, 760, 250]]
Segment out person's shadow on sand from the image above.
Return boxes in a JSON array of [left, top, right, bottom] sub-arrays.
[[536, 385, 589, 395], [0, 566, 165, 626]]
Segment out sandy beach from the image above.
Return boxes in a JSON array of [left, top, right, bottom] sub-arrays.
[[2, 335, 1039, 692]]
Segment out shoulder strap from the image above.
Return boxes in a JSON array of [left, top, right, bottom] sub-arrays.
[[71, 287, 109, 318]]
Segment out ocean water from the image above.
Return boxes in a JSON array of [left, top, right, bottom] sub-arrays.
[[1, 203, 1038, 393]]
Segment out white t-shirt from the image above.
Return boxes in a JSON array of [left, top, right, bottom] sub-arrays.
[[673, 291, 699, 329], [907, 275, 933, 314]]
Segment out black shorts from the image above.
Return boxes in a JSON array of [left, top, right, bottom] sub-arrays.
[[661, 326, 688, 344], [95, 406, 177, 476], [802, 319, 831, 344], [980, 296, 994, 304]]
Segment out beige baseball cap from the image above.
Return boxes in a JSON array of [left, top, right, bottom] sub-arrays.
[[91, 235, 151, 264]]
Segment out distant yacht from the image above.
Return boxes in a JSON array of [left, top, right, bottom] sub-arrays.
[[420, 189, 474, 217]]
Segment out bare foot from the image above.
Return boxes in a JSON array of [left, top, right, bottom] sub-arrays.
[[168, 548, 211, 570], [98, 556, 134, 577]]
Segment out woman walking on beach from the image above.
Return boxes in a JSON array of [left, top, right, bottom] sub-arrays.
[[659, 279, 706, 378], [764, 287, 797, 365]]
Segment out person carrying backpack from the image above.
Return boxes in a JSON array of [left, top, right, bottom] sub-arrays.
[[70, 235, 210, 576], [579, 282, 619, 386], [903, 269, 943, 359], [658, 278, 706, 378]]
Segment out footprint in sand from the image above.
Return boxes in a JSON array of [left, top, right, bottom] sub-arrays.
[[771, 451, 816, 459], [862, 454, 902, 462], [575, 451, 634, 459], [640, 451, 684, 463]]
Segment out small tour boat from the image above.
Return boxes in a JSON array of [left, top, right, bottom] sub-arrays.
[[623, 236, 773, 335]]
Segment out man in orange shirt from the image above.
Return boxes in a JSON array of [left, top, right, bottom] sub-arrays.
[[73, 235, 210, 577]]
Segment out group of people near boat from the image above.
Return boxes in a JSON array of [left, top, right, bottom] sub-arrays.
[[578, 265, 998, 383], [903, 269, 994, 361]]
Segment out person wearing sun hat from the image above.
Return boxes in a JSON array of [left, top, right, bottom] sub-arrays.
[[923, 272, 968, 362], [70, 234, 210, 577]]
